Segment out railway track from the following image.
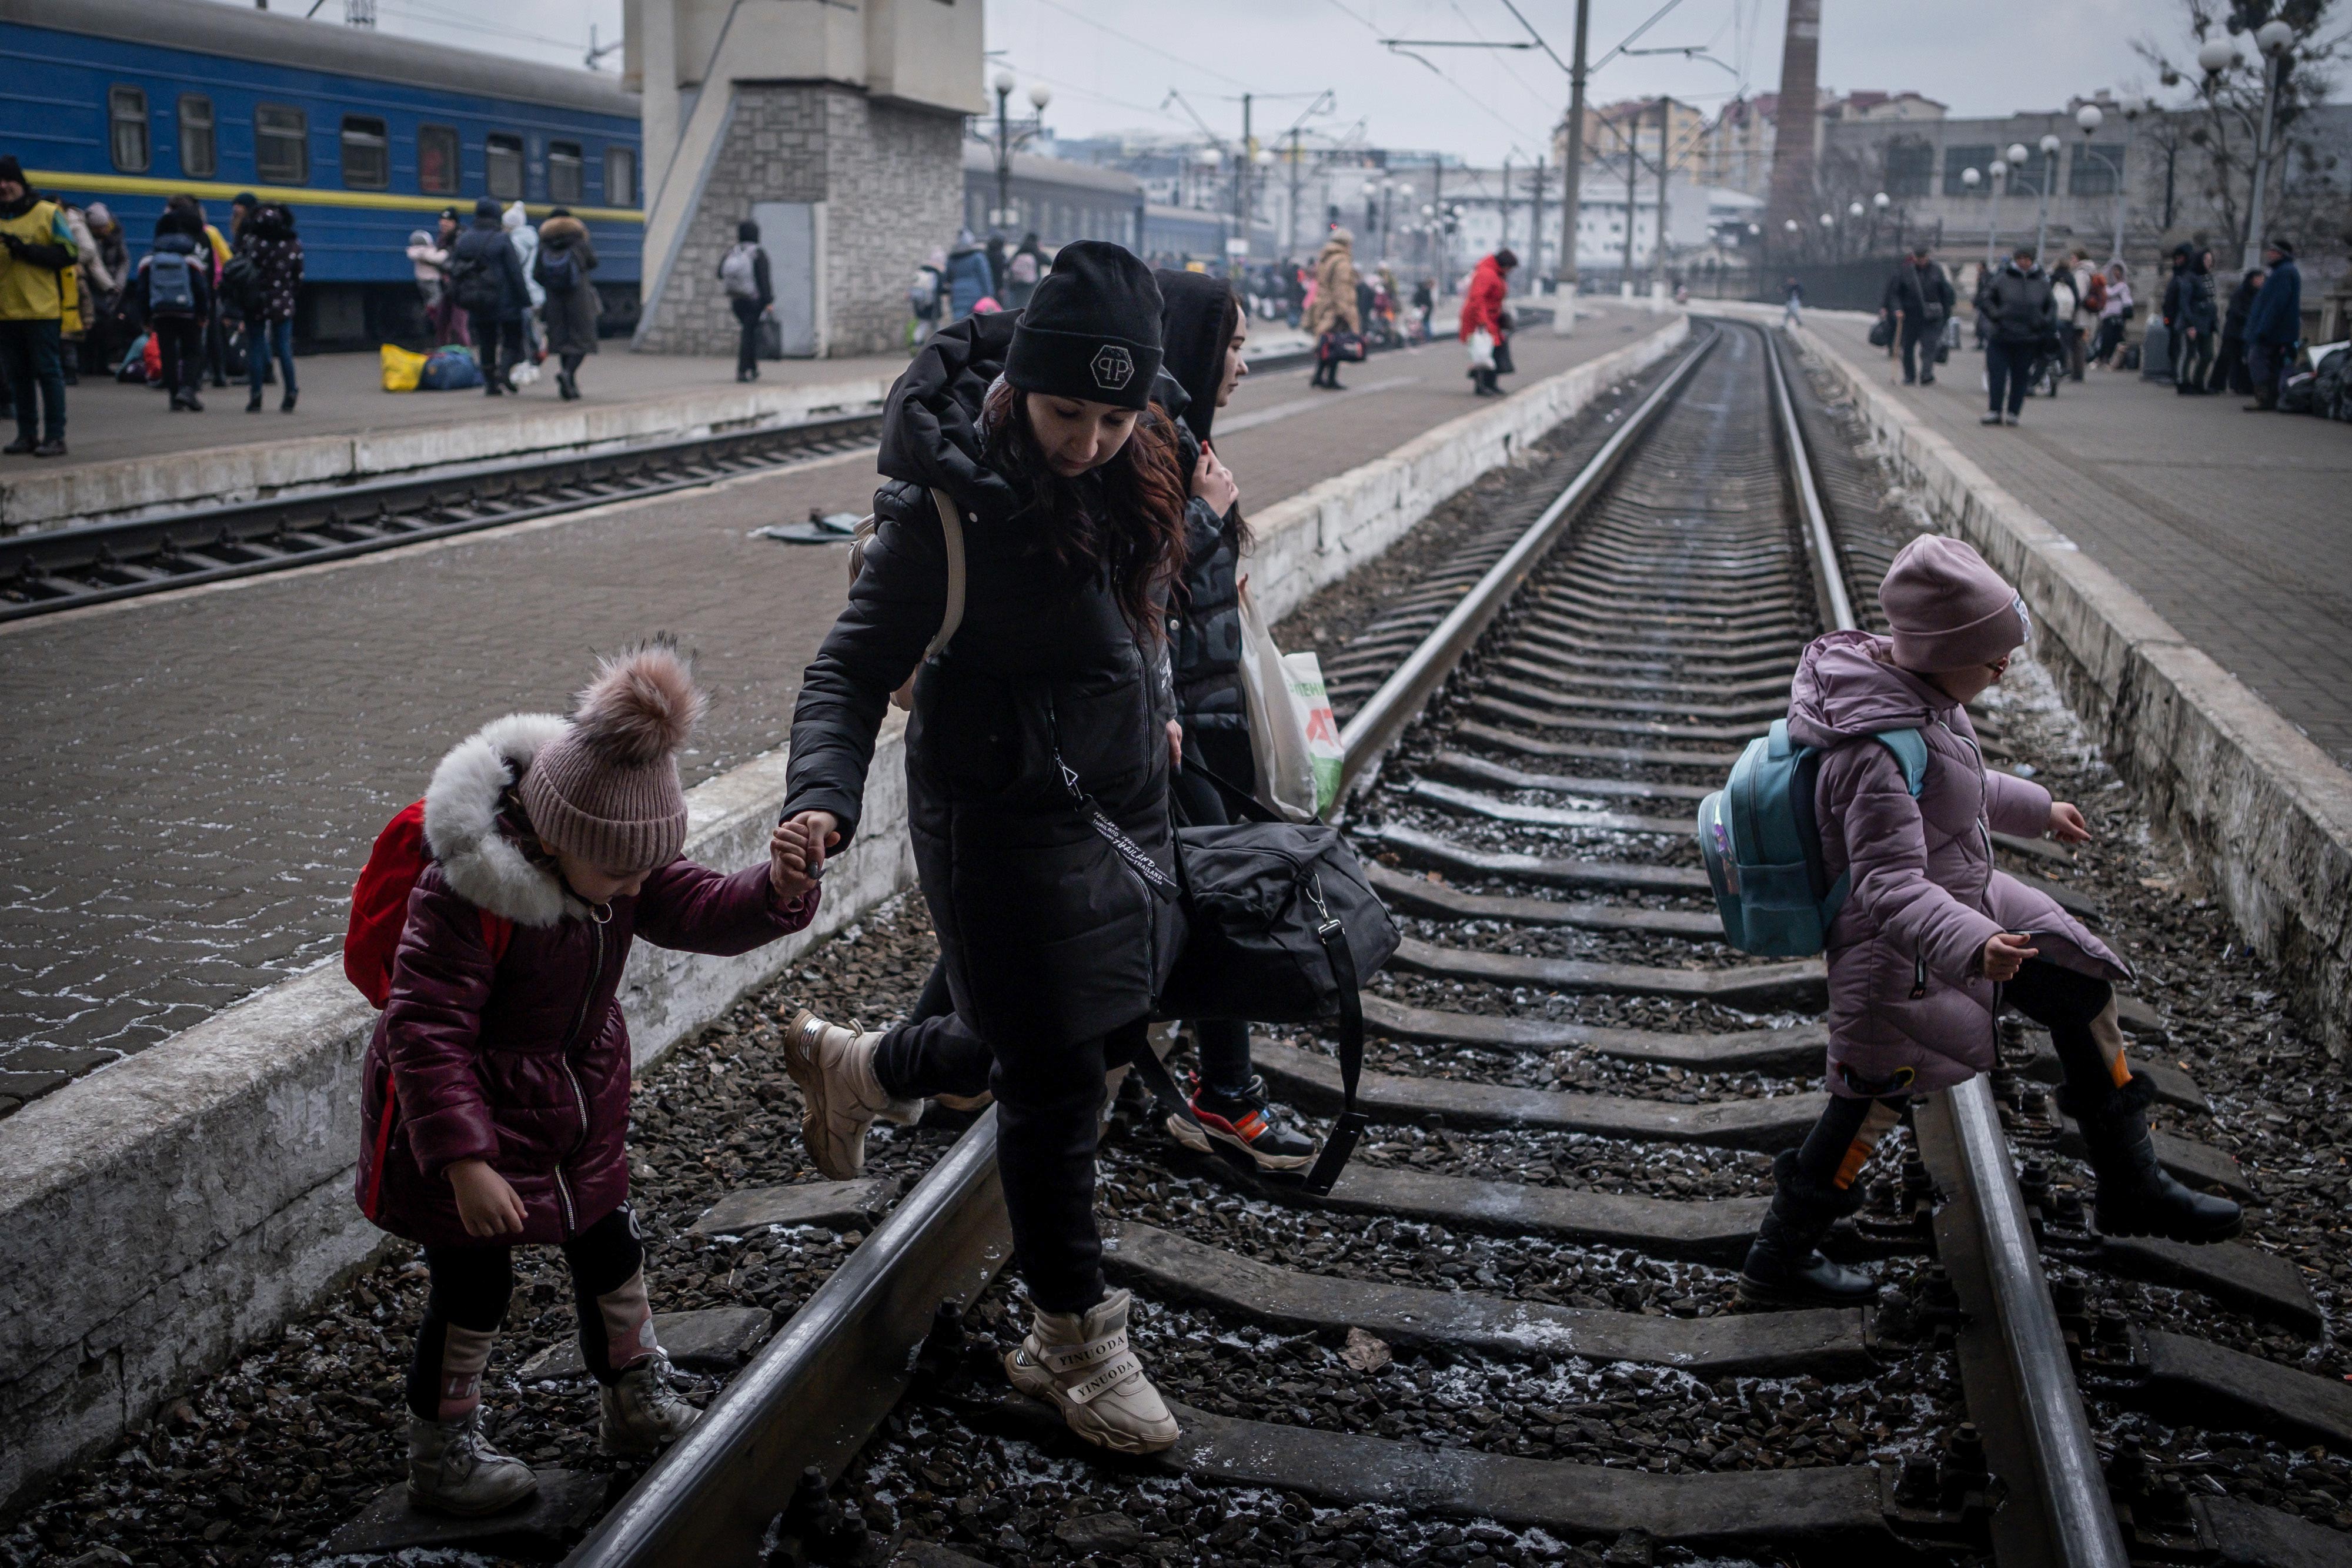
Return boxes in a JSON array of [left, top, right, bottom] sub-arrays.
[[449, 317, 2330, 1567], [0, 310, 1523, 627]]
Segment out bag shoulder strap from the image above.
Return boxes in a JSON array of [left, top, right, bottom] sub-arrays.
[[1871, 728, 1929, 798], [926, 487, 967, 662], [1301, 875, 1367, 1196]]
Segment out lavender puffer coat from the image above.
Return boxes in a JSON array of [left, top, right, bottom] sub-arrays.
[[1792, 631, 2127, 1097]]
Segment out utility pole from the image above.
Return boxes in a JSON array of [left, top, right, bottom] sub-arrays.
[[1234, 92, 1253, 280], [1529, 156, 1545, 288], [1621, 108, 1639, 290], [1287, 126, 1302, 259], [1653, 96, 1671, 290], [1558, 0, 1590, 322], [1500, 155, 1512, 256], [1433, 157, 1446, 294]]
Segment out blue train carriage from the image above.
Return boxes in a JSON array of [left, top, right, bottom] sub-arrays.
[[0, 0, 642, 349]]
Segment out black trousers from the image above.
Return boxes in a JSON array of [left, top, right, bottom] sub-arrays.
[[1167, 727, 1260, 1096], [153, 317, 205, 396], [1899, 319, 1940, 383], [405, 1202, 643, 1419], [733, 298, 764, 375], [2173, 327, 2213, 391], [2208, 333, 2248, 394], [1789, 959, 2118, 1192], [1984, 339, 2036, 415], [486, 316, 524, 386]]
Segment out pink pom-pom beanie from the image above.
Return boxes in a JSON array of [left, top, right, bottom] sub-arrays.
[[1879, 535, 2031, 672]]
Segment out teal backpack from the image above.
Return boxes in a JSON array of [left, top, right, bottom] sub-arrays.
[[1696, 720, 1928, 957]]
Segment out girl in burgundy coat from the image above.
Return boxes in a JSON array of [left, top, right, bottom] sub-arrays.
[[1738, 539, 2240, 1310], [356, 643, 824, 1516]]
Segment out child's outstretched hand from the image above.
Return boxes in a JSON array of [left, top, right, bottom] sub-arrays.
[[449, 1158, 526, 1238], [1981, 931, 2039, 982], [769, 818, 822, 901], [2047, 801, 2092, 842]]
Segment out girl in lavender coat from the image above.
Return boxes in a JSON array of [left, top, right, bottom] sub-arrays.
[[1739, 538, 2241, 1309]]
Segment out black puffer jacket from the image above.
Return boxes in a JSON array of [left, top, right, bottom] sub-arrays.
[[783, 313, 1184, 1047], [2181, 259, 2219, 333], [1980, 260, 2056, 346]]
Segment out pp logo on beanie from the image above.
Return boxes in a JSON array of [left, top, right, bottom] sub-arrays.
[[1091, 343, 1135, 392]]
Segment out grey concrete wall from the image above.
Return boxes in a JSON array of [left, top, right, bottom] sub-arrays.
[[637, 84, 960, 359], [1773, 306, 2352, 1057], [0, 727, 915, 1512]]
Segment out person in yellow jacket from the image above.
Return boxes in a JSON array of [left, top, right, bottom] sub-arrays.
[[0, 154, 74, 456]]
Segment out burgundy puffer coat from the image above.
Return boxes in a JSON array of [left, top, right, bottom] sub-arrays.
[[1793, 631, 2127, 1098], [357, 714, 818, 1248]]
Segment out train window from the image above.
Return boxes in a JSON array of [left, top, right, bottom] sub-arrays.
[[486, 133, 524, 200], [178, 96, 216, 178], [108, 86, 149, 173], [341, 116, 389, 190], [417, 125, 460, 195], [256, 105, 308, 184], [604, 146, 636, 208], [547, 141, 583, 205]]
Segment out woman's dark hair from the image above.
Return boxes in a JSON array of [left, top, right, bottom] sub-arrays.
[[1211, 283, 1253, 554], [982, 379, 1189, 640], [738, 219, 759, 243]]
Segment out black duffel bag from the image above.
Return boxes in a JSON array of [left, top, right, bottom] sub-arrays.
[[1867, 314, 1894, 348], [1047, 708, 1399, 1194]]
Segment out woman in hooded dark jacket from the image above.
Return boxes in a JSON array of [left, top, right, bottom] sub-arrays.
[[777, 242, 1193, 1455], [1148, 268, 1318, 1173], [535, 208, 600, 400]]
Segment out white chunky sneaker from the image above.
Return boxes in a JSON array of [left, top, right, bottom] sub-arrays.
[[1003, 1288, 1180, 1454], [407, 1409, 538, 1516], [598, 1357, 702, 1457], [782, 1009, 920, 1179]]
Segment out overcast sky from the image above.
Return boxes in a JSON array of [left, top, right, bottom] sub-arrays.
[[225, 0, 2219, 163]]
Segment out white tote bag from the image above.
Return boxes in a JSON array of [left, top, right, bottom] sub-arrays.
[[1235, 580, 1320, 823], [1467, 327, 1496, 371]]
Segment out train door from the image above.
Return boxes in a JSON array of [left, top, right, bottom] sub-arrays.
[[751, 200, 817, 357]]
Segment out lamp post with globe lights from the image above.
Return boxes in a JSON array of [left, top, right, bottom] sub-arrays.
[[2074, 101, 2129, 264], [985, 74, 1051, 238], [2018, 133, 2061, 262], [2243, 19, 2296, 272]]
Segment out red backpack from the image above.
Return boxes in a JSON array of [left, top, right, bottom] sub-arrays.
[[345, 799, 513, 1008]]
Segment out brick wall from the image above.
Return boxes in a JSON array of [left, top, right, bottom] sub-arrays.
[[637, 85, 961, 359]]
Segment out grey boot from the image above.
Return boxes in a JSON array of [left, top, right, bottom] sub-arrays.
[[599, 1356, 702, 1457], [1737, 1149, 1878, 1308], [407, 1408, 538, 1516]]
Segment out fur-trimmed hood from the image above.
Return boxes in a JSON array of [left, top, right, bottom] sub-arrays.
[[539, 214, 589, 249], [421, 712, 580, 926]]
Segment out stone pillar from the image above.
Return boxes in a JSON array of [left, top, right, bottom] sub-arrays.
[[630, 0, 981, 359]]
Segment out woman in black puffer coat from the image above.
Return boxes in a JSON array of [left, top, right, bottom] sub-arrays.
[[1149, 268, 1318, 1174], [779, 243, 1192, 1454]]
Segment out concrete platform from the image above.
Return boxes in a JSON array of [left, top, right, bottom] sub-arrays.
[[0, 304, 1662, 1074], [1804, 310, 2352, 768]]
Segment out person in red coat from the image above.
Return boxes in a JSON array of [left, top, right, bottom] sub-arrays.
[[354, 641, 824, 1516], [1460, 248, 1516, 396]]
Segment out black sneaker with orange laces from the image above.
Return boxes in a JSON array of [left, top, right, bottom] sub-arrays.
[[1165, 1074, 1317, 1172]]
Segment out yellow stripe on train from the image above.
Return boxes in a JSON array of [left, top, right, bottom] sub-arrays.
[[25, 169, 644, 225]]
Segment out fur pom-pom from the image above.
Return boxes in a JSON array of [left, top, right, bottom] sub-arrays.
[[572, 637, 706, 766]]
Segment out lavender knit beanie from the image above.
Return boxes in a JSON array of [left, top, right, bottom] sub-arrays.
[[1879, 535, 2030, 672], [520, 640, 705, 871]]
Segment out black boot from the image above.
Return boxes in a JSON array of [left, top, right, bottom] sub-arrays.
[[2064, 1076, 2242, 1243], [247, 389, 263, 413], [1738, 1150, 1879, 1309]]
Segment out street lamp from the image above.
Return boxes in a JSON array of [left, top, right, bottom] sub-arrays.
[[2028, 131, 2061, 262], [987, 73, 1049, 236], [1981, 158, 2009, 267], [2243, 19, 2296, 270], [2076, 101, 2127, 265]]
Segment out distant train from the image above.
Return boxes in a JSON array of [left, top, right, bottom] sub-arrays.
[[0, 0, 642, 347]]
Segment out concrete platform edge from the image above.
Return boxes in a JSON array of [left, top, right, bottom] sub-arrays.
[[0, 375, 899, 536], [1732, 303, 2352, 1057], [0, 312, 1684, 1514]]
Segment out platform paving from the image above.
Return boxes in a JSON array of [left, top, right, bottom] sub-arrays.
[[1805, 312, 2352, 768], [0, 306, 1650, 1092]]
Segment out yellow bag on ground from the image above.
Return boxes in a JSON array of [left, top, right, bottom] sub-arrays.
[[380, 343, 427, 392]]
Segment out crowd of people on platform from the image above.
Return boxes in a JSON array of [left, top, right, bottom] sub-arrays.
[[405, 196, 602, 399], [1869, 234, 2314, 427]]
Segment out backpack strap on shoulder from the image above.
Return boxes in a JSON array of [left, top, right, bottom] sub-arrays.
[[925, 488, 967, 663], [1871, 728, 1929, 798]]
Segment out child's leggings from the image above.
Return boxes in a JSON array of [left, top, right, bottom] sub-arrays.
[[405, 1202, 652, 1422], [1788, 958, 2132, 1194]]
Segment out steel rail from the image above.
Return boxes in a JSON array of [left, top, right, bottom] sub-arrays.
[[562, 320, 1709, 1568], [1332, 325, 1718, 804], [1762, 325, 2127, 1568], [0, 409, 886, 623]]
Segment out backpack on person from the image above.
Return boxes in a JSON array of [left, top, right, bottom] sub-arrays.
[[220, 252, 261, 316], [845, 489, 967, 711], [1697, 721, 1927, 956], [721, 242, 762, 301], [447, 249, 500, 316], [536, 243, 578, 294], [345, 800, 513, 1009], [146, 249, 196, 317]]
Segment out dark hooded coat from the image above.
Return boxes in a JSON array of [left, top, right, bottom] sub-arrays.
[[782, 313, 1185, 1048], [1153, 269, 1250, 765], [534, 215, 601, 357]]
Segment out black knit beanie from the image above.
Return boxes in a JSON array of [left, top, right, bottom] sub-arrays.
[[1004, 240, 1164, 410]]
